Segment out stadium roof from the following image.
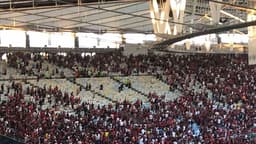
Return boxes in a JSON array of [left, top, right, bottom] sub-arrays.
[[0, 0, 154, 33], [0, 0, 249, 33], [0, 0, 253, 47]]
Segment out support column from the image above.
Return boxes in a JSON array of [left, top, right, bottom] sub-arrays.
[[205, 35, 211, 51], [170, 0, 186, 35], [190, 0, 196, 33], [25, 32, 30, 48], [247, 1, 256, 65], [185, 40, 191, 50], [75, 36, 79, 48], [209, 0, 222, 25], [150, 0, 186, 35], [150, 0, 171, 34]]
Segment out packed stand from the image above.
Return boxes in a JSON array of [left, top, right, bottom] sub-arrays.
[[0, 52, 255, 143], [6, 53, 73, 79]]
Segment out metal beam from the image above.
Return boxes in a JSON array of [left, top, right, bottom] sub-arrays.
[[80, 1, 195, 29], [220, 10, 245, 22], [0, 2, 147, 33], [0, 47, 116, 53], [209, 0, 256, 12], [0, 0, 147, 10], [62, 7, 148, 28], [153, 20, 256, 49], [26, 2, 136, 24]]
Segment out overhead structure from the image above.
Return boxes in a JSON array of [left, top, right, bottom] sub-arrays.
[[248, 0, 256, 65], [170, 0, 186, 35], [209, 0, 222, 24], [151, 0, 256, 51], [153, 20, 256, 49], [149, 0, 171, 34], [0, 0, 155, 33], [0, 0, 252, 54], [209, 0, 222, 51], [149, 0, 186, 36]]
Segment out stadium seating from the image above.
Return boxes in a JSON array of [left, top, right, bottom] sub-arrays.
[[0, 52, 255, 143], [116, 76, 180, 101], [76, 77, 148, 103]]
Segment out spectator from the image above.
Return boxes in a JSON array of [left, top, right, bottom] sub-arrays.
[[0, 51, 256, 143]]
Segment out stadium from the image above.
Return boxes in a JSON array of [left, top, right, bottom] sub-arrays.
[[0, 0, 255, 143]]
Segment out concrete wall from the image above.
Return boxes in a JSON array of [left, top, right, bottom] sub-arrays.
[[122, 44, 150, 56]]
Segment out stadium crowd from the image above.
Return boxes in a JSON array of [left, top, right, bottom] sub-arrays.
[[0, 52, 256, 143]]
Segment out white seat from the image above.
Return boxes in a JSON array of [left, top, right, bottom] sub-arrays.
[[76, 77, 147, 103], [118, 76, 181, 101]]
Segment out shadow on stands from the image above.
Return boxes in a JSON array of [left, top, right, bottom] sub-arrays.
[[0, 135, 24, 144]]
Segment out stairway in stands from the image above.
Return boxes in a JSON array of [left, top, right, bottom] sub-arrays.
[[26, 80, 40, 89], [109, 76, 149, 99], [153, 74, 171, 87], [66, 78, 117, 104], [153, 74, 183, 91]]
